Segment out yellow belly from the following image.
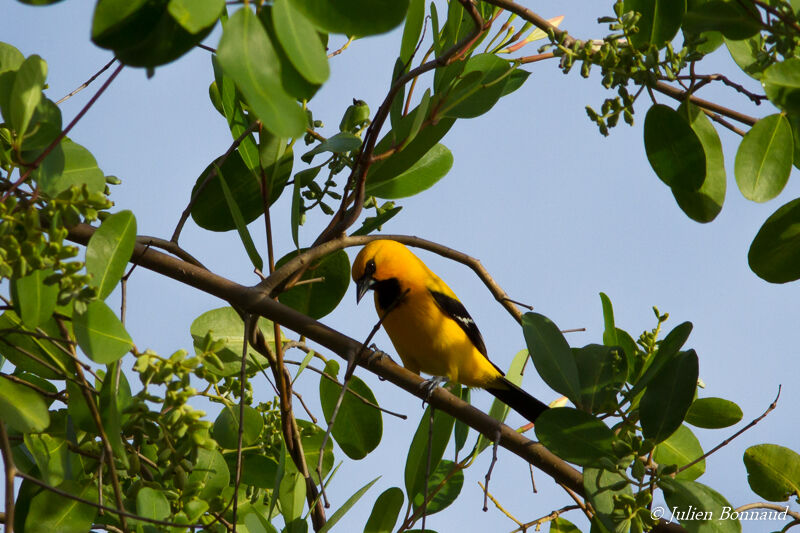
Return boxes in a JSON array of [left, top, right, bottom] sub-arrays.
[[378, 293, 502, 387]]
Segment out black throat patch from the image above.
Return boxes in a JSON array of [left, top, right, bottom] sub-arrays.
[[374, 277, 403, 311]]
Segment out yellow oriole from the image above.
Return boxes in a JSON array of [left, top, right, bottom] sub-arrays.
[[352, 239, 548, 422]]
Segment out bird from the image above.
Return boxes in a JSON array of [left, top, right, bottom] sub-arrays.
[[351, 239, 548, 423]]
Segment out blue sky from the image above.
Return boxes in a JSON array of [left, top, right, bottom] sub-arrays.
[[4, 1, 800, 531]]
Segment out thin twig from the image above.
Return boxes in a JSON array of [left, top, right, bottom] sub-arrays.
[[511, 505, 581, 533], [328, 36, 355, 58], [2, 62, 124, 202], [135, 236, 206, 268], [477, 480, 524, 527], [735, 503, 800, 521], [677, 386, 782, 475], [56, 57, 117, 105], [483, 428, 502, 512], [232, 314, 252, 528]]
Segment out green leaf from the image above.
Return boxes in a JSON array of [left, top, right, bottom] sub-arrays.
[[550, 517, 582, 533], [743, 444, 800, 501], [364, 487, 404, 533], [259, 7, 321, 101], [212, 405, 265, 449], [91, 0, 158, 50], [367, 117, 455, 193], [98, 362, 130, 469], [599, 292, 617, 346], [535, 408, 616, 466], [318, 476, 380, 533], [443, 54, 513, 119], [673, 101, 727, 223], [0, 379, 49, 432], [521, 312, 582, 405], [411, 459, 463, 514], [401, 0, 425, 64], [660, 478, 741, 533], [351, 206, 403, 236], [685, 397, 743, 429], [292, 0, 410, 36], [190, 307, 276, 376], [453, 386, 470, 455], [654, 424, 705, 481], [682, 0, 761, 40], [0, 312, 71, 378], [640, 350, 699, 443], [24, 480, 98, 533], [291, 178, 302, 247], [365, 143, 453, 199], [10, 269, 58, 328], [735, 114, 793, 202], [38, 138, 105, 197], [217, 164, 264, 271], [273, 0, 329, 84], [237, 454, 279, 489], [404, 406, 455, 502], [0, 42, 24, 73], [279, 471, 307, 531], [302, 132, 362, 163], [319, 360, 382, 459], [627, 321, 692, 399], [191, 150, 281, 232], [167, 0, 223, 34], [136, 486, 171, 521], [66, 380, 95, 432], [572, 344, 628, 414], [24, 433, 69, 486], [86, 210, 137, 300], [725, 35, 767, 79], [763, 58, 800, 113], [583, 467, 632, 533], [73, 300, 133, 364], [276, 249, 350, 319], [10, 54, 47, 141], [19, 96, 62, 152], [187, 447, 230, 500], [217, 8, 306, 137], [748, 197, 800, 283], [644, 104, 706, 191], [624, 0, 686, 48], [212, 57, 261, 171]]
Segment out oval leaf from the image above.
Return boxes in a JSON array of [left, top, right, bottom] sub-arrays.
[[644, 104, 706, 191], [212, 405, 265, 449], [521, 312, 582, 405], [39, 138, 106, 197], [534, 407, 616, 466], [24, 480, 98, 533], [186, 447, 230, 500], [136, 486, 171, 521], [365, 143, 453, 199], [411, 460, 463, 514], [292, 0, 410, 36], [624, 0, 685, 48], [682, 0, 761, 40], [10, 269, 58, 328], [743, 444, 800, 501], [685, 397, 743, 429], [404, 405, 455, 501], [167, 0, 223, 34], [748, 197, 800, 283], [584, 467, 633, 532], [0, 378, 50, 433], [273, 0, 329, 84], [86, 210, 137, 300], [319, 359, 382, 460], [640, 350, 699, 443], [735, 114, 792, 202], [217, 8, 306, 137], [364, 487, 404, 533], [660, 478, 742, 533], [763, 58, 800, 113], [73, 300, 134, 364], [654, 424, 706, 481], [673, 101, 726, 223], [276, 249, 350, 319], [10, 54, 47, 139], [573, 344, 628, 414]]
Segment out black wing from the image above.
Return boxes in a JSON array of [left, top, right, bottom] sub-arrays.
[[429, 289, 492, 359]]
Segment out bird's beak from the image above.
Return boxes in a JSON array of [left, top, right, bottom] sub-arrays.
[[355, 274, 375, 304]]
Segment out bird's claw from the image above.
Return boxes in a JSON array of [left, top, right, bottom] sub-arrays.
[[419, 376, 448, 404]]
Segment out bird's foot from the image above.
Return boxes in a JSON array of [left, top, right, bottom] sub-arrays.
[[419, 376, 448, 404]]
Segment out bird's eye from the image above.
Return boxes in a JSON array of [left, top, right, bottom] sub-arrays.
[[366, 259, 376, 275]]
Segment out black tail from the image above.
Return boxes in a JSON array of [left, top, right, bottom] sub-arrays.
[[485, 377, 549, 423]]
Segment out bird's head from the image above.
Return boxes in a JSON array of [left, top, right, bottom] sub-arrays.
[[352, 240, 415, 304]]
